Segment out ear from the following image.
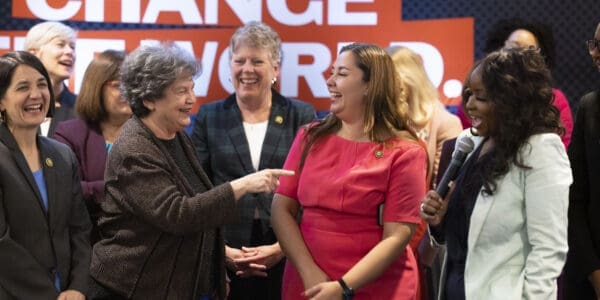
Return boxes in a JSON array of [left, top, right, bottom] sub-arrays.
[[28, 48, 39, 56], [142, 99, 155, 112], [273, 62, 280, 77]]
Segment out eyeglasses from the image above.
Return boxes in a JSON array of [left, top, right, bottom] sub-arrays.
[[586, 39, 600, 51], [104, 80, 121, 89]]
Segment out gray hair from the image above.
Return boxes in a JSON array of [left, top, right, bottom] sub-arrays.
[[24, 21, 76, 51], [121, 43, 201, 118], [229, 21, 282, 65]]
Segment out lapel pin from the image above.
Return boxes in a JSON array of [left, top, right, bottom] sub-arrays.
[[374, 150, 383, 159], [45, 157, 53, 167], [274, 115, 283, 124]]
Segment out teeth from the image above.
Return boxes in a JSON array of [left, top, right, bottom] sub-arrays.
[[240, 78, 258, 84], [24, 104, 42, 112]]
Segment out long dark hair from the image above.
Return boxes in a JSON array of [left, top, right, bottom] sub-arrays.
[[473, 48, 562, 195], [297, 43, 418, 172]]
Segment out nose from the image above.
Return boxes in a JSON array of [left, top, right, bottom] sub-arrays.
[[243, 61, 254, 73], [326, 74, 335, 87], [187, 89, 197, 104], [464, 93, 475, 112]]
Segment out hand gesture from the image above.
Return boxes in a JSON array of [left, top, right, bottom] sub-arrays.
[[234, 244, 284, 271], [303, 281, 343, 300], [233, 169, 295, 195], [420, 190, 448, 226], [225, 246, 267, 277]]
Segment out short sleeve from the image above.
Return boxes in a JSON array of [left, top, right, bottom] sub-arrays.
[[383, 145, 427, 224], [275, 128, 306, 199]]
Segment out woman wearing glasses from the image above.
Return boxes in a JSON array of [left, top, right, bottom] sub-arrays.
[[564, 22, 600, 300], [54, 50, 131, 244]]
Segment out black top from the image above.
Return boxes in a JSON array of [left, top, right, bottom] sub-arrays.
[[436, 142, 491, 300], [160, 135, 203, 195], [48, 85, 76, 138]]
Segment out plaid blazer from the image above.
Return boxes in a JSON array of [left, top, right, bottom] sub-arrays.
[[191, 90, 315, 247]]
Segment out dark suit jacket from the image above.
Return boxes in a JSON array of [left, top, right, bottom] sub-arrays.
[[91, 117, 235, 299], [0, 124, 92, 299], [191, 90, 315, 247], [48, 85, 76, 138], [54, 118, 108, 243], [565, 90, 600, 299]]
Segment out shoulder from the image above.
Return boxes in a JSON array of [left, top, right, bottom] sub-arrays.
[[54, 119, 94, 137], [39, 136, 76, 164], [273, 91, 315, 112], [113, 118, 157, 155], [198, 95, 236, 113], [579, 90, 600, 109], [551, 88, 571, 109], [386, 136, 427, 158], [521, 133, 567, 163]]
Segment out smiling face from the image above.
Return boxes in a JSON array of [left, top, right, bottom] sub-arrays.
[[230, 45, 279, 102], [33, 36, 75, 84], [102, 80, 131, 122], [326, 50, 368, 122], [143, 73, 196, 136], [465, 66, 495, 137], [0, 65, 51, 130]]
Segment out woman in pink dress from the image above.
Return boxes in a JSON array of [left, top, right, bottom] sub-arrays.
[[271, 43, 427, 300]]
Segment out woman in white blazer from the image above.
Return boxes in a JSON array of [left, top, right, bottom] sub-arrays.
[[420, 48, 572, 300]]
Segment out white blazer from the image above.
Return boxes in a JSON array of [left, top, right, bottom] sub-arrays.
[[431, 129, 572, 300]]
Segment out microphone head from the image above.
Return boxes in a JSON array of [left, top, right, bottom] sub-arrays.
[[452, 136, 475, 160]]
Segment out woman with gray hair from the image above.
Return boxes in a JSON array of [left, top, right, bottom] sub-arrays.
[[89, 43, 293, 300], [191, 21, 315, 299], [24, 21, 77, 137]]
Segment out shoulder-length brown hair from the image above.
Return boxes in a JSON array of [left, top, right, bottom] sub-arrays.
[[298, 43, 418, 172], [75, 50, 125, 122]]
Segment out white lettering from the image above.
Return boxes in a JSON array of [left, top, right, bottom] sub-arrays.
[[280, 43, 331, 98], [218, 48, 235, 94], [168, 41, 218, 97], [389, 41, 444, 88], [267, 0, 322, 26], [328, 0, 377, 26], [26, 0, 81, 21], [74, 39, 126, 93], [122, 0, 141, 23], [143, 0, 202, 24], [204, 0, 218, 25], [85, 1, 103, 22], [224, 0, 261, 24]]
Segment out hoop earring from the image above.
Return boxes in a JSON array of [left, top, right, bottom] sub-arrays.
[[469, 127, 479, 136]]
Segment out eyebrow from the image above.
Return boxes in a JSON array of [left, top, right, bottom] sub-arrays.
[[332, 65, 351, 71]]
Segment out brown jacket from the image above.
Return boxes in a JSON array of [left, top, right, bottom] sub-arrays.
[[90, 117, 235, 299]]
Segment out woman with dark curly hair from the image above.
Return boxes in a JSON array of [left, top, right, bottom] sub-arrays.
[[420, 48, 572, 300], [456, 19, 573, 148]]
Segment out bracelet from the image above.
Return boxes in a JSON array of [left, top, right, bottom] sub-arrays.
[[337, 278, 355, 300]]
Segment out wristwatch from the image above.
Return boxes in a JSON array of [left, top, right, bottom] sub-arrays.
[[338, 278, 355, 300]]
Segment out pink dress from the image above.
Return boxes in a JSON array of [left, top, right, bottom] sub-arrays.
[[277, 129, 427, 300]]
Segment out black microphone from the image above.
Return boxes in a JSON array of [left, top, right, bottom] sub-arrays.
[[435, 136, 475, 198]]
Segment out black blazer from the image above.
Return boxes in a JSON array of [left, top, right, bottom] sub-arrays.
[[191, 90, 315, 247], [565, 91, 600, 299], [0, 124, 91, 299]]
